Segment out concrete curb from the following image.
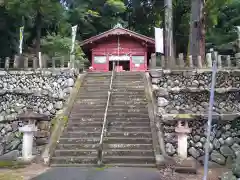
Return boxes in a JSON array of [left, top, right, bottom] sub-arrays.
[[143, 72, 165, 167]]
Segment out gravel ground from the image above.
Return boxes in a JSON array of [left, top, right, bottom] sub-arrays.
[[159, 167, 229, 180]]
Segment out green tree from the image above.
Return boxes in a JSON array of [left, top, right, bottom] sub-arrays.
[[41, 33, 88, 67], [5, 0, 65, 54]]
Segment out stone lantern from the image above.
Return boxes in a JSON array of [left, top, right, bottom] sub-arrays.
[[18, 108, 50, 162], [175, 113, 192, 159]]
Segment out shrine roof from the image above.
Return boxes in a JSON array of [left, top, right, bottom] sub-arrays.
[[80, 25, 155, 46]]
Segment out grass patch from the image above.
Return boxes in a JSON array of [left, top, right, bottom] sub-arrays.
[[0, 161, 26, 169]]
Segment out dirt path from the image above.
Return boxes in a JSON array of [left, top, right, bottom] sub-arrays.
[[159, 167, 230, 180]]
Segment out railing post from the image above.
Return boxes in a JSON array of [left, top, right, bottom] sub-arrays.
[[97, 69, 114, 166]]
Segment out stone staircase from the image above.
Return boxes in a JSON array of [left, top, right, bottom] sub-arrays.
[[102, 72, 155, 167], [50, 71, 155, 167], [51, 72, 111, 167]]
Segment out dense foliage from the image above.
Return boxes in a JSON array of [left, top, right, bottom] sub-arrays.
[[0, 0, 239, 59]]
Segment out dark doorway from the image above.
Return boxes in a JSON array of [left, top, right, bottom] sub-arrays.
[[116, 61, 130, 71], [109, 61, 130, 71], [109, 61, 114, 71]]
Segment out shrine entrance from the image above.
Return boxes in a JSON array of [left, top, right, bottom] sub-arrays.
[[109, 61, 130, 71]]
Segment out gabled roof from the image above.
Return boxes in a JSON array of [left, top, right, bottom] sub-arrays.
[[80, 26, 155, 46]]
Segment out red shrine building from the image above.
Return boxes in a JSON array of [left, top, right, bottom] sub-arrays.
[[80, 24, 155, 72]]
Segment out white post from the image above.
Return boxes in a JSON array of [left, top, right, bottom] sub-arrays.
[[175, 120, 192, 159], [39, 52, 42, 68], [206, 53, 212, 68], [19, 124, 37, 161]]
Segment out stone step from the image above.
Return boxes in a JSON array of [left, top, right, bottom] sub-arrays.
[[112, 89, 145, 93], [62, 131, 101, 138], [107, 108, 148, 113], [66, 126, 102, 132], [104, 143, 153, 150], [112, 87, 145, 90], [102, 156, 155, 164], [68, 117, 104, 122], [68, 117, 103, 127], [77, 89, 109, 93], [76, 96, 108, 100], [74, 100, 107, 106], [54, 149, 98, 157], [51, 156, 98, 164], [67, 121, 149, 127], [87, 72, 112, 76], [73, 108, 147, 114], [77, 94, 108, 99], [104, 137, 152, 144], [110, 101, 147, 106], [106, 113, 149, 118], [112, 83, 144, 86], [50, 164, 97, 167], [109, 105, 148, 109], [102, 163, 155, 168], [80, 88, 110, 91], [69, 113, 104, 118], [70, 112, 149, 117], [71, 105, 106, 111], [77, 92, 146, 97], [59, 137, 100, 144], [103, 149, 154, 157], [106, 132, 152, 138], [108, 126, 151, 132], [82, 81, 110, 85], [108, 117, 149, 122], [110, 95, 147, 99], [56, 143, 99, 150], [108, 121, 150, 126]]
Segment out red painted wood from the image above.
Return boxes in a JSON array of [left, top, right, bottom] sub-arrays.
[[83, 32, 155, 72]]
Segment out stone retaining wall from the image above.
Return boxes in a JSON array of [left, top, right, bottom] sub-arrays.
[[0, 69, 77, 160], [150, 69, 240, 167]]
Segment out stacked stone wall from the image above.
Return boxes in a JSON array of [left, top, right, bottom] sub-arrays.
[[0, 69, 77, 160], [150, 69, 240, 167]]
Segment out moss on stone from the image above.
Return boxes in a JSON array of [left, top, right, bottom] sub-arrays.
[[95, 165, 112, 171]]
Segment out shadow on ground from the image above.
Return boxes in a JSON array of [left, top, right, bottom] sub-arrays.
[[31, 167, 160, 180]]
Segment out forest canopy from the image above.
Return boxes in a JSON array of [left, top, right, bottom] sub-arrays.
[[0, 0, 239, 59]]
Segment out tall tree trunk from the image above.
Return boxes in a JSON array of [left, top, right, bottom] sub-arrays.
[[200, 0, 205, 63], [189, 0, 205, 65], [35, 11, 42, 55]]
